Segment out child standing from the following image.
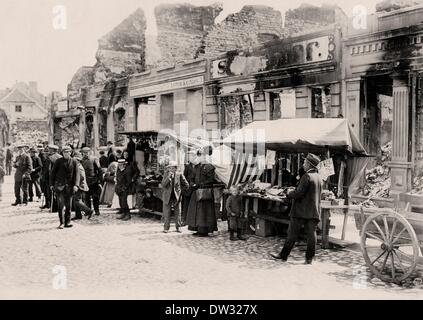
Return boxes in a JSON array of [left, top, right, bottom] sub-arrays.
[[225, 186, 247, 241]]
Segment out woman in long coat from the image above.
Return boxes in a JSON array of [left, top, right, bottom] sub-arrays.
[[186, 152, 217, 237], [100, 161, 118, 207]]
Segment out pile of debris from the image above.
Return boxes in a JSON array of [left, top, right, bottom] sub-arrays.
[[13, 129, 48, 148], [360, 141, 392, 199], [410, 172, 423, 194]]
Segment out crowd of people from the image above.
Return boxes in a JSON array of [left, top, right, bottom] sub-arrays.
[[1, 138, 323, 264]]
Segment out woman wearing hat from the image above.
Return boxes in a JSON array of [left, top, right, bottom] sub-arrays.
[[270, 153, 323, 265]]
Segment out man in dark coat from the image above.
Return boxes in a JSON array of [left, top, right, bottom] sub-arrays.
[[12, 145, 33, 206], [270, 153, 323, 264], [5, 143, 13, 176], [81, 147, 103, 216], [50, 146, 80, 229], [99, 150, 108, 170], [127, 137, 136, 163], [115, 159, 139, 221], [161, 161, 189, 233], [28, 147, 43, 202], [181, 151, 197, 226], [107, 141, 118, 165], [39, 146, 49, 208]]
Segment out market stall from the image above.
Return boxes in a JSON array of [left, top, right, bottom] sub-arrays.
[[220, 118, 370, 247]]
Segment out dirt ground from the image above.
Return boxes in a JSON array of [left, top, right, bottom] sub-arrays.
[[0, 175, 422, 300]]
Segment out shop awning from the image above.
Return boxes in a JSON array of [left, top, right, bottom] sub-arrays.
[[221, 118, 368, 156]]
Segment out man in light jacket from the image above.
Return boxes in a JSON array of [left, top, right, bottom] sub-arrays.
[[161, 161, 189, 233]]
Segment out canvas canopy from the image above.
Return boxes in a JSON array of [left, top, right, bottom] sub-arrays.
[[221, 118, 368, 156]]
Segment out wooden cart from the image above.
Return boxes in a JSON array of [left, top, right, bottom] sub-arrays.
[[354, 202, 423, 283]]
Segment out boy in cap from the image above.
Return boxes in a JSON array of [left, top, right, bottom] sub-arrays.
[[161, 161, 189, 233], [270, 153, 323, 264]]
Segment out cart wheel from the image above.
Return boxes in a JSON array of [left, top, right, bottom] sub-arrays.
[[360, 211, 419, 284]]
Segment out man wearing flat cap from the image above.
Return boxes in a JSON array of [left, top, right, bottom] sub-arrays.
[[12, 145, 33, 206], [41, 145, 62, 210], [81, 147, 103, 216], [28, 147, 43, 202], [271, 153, 323, 265], [50, 145, 79, 229], [161, 161, 189, 233]]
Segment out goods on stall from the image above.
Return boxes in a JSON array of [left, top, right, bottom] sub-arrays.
[[321, 190, 335, 201], [360, 141, 391, 199]]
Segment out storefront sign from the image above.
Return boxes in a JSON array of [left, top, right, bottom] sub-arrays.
[[57, 100, 68, 112], [279, 89, 296, 119], [211, 58, 229, 79], [317, 158, 335, 181], [130, 76, 204, 97]]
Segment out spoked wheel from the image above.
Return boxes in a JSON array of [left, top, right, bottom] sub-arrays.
[[360, 211, 419, 284]]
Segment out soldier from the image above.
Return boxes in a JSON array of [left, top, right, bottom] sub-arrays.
[[50, 146, 79, 229], [28, 147, 43, 202], [81, 147, 103, 216], [12, 145, 33, 206]]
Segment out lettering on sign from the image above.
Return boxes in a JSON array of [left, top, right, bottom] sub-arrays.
[[211, 59, 229, 79], [130, 76, 204, 97], [317, 158, 335, 181]]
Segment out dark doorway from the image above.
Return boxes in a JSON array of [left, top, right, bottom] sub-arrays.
[[362, 74, 393, 157]]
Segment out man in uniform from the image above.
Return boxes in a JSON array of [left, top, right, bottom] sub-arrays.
[[270, 153, 323, 265], [28, 147, 43, 202], [50, 146, 79, 229], [81, 147, 103, 216], [12, 145, 33, 206]]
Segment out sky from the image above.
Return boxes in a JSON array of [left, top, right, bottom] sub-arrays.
[[0, 0, 381, 95]]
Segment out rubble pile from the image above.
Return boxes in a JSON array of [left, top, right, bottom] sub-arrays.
[[360, 141, 392, 199], [410, 171, 423, 194], [13, 129, 48, 147]]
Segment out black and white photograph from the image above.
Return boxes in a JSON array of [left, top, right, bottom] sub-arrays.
[[1, 0, 423, 303]]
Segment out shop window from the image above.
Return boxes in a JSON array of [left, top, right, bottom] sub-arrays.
[[15, 105, 22, 112], [312, 86, 331, 118]]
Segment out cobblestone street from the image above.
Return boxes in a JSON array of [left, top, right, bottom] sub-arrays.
[[0, 175, 422, 300]]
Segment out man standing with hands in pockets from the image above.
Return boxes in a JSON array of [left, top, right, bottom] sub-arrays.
[[270, 153, 323, 265], [162, 161, 189, 233]]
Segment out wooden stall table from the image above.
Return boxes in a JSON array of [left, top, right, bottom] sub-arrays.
[[320, 203, 354, 249]]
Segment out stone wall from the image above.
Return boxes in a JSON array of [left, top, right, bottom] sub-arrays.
[[95, 8, 147, 81], [284, 3, 342, 36], [200, 5, 284, 59], [154, 3, 223, 66]]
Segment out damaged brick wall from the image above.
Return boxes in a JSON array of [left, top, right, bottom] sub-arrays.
[[68, 8, 146, 107], [95, 8, 147, 82], [200, 5, 284, 59], [284, 3, 342, 36], [154, 3, 223, 66]]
